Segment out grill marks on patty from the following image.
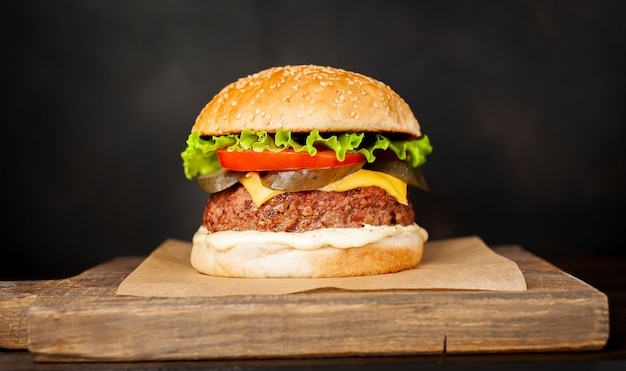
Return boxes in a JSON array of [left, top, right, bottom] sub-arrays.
[[203, 185, 415, 233]]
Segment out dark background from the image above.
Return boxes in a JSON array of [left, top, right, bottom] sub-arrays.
[[1, 0, 624, 279]]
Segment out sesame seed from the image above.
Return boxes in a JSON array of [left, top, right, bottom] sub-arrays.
[[231, 101, 237, 106], [307, 109, 313, 115], [296, 113, 302, 119], [236, 113, 242, 119]]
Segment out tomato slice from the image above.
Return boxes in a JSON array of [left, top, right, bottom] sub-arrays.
[[216, 148, 366, 171]]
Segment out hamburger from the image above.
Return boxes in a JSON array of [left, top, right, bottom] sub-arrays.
[[181, 65, 432, 278]]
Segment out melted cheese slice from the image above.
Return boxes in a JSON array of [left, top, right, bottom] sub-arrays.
[[319, 169, 408, 205], [239, 172, 286, 206], [239, 169, 408, 207]]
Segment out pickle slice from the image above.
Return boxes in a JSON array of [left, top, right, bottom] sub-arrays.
[[365, 159, 429, 191], [197, 169, 244, 193], [261, 162, 364, 191]]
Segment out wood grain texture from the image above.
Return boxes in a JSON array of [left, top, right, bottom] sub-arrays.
[[0, 243, 610, 361], [0, 257, 142, 349]]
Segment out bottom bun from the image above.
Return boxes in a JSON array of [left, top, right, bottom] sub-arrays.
[[190, 224, 427, 278]]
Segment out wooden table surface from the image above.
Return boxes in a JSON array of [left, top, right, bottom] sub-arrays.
[[1, 253, 625, 370]]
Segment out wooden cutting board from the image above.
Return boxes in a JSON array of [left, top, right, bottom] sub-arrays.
[[0, 241, 609, 362]]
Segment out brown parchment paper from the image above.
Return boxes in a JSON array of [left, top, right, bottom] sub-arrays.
[[116, 236, 526, 297]]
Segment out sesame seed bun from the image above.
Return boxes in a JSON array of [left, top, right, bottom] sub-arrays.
[[192, 65, 422, 137]]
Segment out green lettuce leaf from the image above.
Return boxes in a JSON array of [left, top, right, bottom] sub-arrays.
[[181, 129, 432, 179]]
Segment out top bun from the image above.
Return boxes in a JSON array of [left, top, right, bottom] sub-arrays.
[[192, 65, 422, 137]]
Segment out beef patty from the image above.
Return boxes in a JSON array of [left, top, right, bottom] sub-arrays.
[[203, 185, 415, 233]]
